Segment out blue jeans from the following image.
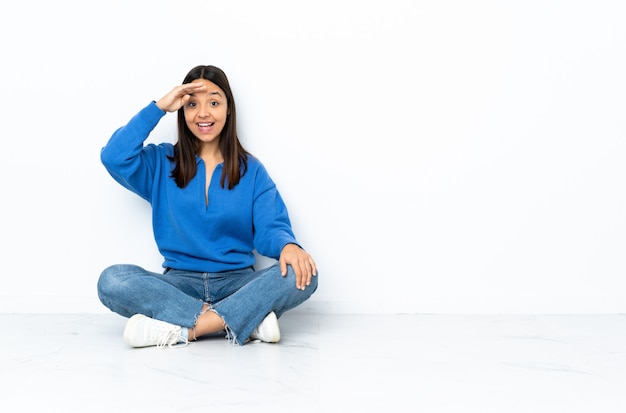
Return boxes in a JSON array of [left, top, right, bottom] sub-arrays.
[[97, 263, 318, 345]]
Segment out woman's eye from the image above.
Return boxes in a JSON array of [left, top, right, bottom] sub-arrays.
[[187, 102, 197, 108], [211, 101, 219, 106]]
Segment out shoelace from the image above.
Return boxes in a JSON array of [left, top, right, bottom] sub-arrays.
[[152, 327, 189, 349]]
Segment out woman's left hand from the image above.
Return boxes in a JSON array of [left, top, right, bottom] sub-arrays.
[[279, 244, 317, 290]]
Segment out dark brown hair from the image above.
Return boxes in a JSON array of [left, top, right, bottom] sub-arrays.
[[169, 65, 249, 189]]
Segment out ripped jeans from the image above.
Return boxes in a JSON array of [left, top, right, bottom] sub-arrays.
[[97, 263, 318, 345]]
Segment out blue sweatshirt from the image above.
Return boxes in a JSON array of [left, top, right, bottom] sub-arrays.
[[101, 101, 299, 273]]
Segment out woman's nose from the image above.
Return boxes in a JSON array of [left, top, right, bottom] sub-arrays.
[[198, 104, 211, 117]]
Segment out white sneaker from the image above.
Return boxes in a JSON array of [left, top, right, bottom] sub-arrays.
[[123, 314, 188, 348], [250, 311, 281, 343]]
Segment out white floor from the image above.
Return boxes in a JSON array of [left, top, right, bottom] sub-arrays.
[[2, 312, 626, 412]]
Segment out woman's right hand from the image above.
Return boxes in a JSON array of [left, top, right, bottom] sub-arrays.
[[155, 82, 208, 113]]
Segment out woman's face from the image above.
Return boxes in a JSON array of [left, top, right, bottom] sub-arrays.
[[183, 79, 228, 144]]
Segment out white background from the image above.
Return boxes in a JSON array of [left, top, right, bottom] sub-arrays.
[[0, 0, 624, 314]]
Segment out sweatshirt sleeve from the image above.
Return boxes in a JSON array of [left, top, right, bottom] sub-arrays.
[[100, 101, 166, 201], [251, 162, 301, 259]]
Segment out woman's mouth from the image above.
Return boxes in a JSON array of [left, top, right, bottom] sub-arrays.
[[197, 122, 214, 133]]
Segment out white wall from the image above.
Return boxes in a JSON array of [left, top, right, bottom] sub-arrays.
[[1, 0, 625, 314]]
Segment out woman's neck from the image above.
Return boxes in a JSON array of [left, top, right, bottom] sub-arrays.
[[199, 142, 223, 165]]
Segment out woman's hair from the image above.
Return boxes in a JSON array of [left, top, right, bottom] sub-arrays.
[[169, 65, 249, 189]]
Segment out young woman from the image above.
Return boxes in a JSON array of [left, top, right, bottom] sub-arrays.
[[97, 65, 318, 347]]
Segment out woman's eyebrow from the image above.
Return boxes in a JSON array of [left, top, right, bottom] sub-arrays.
[[190, 91, 223, 98]]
